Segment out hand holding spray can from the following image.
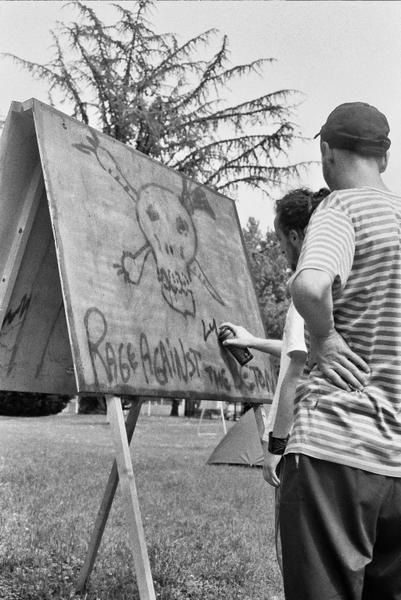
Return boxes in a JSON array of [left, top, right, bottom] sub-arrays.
[[218, 325, 253, 366]]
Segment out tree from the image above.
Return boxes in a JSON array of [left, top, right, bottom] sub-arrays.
[[2, 0, 303, 196], [243, 217, 289, 339]]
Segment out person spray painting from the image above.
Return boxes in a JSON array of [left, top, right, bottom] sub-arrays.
[[220, 187, 329, 486]]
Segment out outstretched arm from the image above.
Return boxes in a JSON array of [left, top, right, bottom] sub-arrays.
[[219, 322, 282, 358]]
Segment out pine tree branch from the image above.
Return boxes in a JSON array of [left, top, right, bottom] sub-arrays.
[[2, 0, 306, 194], [169, 128, 294, 171], [139, 29, 216, 94], [65, 24, 113, 133]]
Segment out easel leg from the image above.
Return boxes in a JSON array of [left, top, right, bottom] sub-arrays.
[[76, 397, 155, 598], [107, 396, 155, 599]]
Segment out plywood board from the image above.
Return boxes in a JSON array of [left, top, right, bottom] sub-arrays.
[[0, 99, 276, 401], [0, 195, 76, 394], [0, 104, 75, 394]]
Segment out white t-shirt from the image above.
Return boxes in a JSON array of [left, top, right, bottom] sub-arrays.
[[254, 301, 306, 442]]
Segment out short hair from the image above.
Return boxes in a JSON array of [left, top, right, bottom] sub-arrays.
[[275, 187, 330, 234]]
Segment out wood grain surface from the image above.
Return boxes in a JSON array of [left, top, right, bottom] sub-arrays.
[[0, 99, 276, 402]]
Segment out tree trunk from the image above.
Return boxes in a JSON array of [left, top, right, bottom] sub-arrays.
[[170, 399, 180, 416], [184, 398, 196, 417]]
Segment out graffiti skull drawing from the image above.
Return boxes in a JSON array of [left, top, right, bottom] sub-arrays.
[[136, 185, 197, 316], [74, 132, 225, 318]]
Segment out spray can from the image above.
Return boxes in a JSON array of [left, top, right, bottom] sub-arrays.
[[218, 326, 253, 366]]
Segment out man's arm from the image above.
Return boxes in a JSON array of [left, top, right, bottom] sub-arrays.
[[291, 269, 369, 390], [272, 351, 306, 438], [219, 322, 282, 358], [262, 351, 306, 487]]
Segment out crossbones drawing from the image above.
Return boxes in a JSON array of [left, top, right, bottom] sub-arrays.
[[74, 131, 225, 318]]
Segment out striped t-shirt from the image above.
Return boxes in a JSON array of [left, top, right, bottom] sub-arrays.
[[286, 187, 401, 477]]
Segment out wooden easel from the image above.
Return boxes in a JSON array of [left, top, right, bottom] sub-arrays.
[[0, 99, 277, 600], [77, 396, 156, 599], [0, 162, 155, 597]]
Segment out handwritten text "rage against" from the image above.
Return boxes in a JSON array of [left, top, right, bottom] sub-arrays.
[[84, 307, 201, 387]]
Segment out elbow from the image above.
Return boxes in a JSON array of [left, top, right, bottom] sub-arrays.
[[291, 269, 332, 307]]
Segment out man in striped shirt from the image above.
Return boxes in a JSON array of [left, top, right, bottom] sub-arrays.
[[279, 102, 401, 599]]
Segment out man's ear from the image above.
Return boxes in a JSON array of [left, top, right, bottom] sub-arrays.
[[320, 140, 333, 161], [378, 151, 389, 174], [289, 229, 300, 244]]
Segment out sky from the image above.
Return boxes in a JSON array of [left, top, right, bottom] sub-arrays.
[[0, 0, 400, 231]]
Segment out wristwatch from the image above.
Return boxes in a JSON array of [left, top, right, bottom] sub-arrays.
[[268, 431, 289, 455]]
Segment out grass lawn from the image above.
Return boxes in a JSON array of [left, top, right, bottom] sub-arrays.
[[0, 404, 284, 600]]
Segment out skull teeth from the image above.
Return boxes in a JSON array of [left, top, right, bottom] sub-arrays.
[[157, 267, 192, 296], [157, 266, 195, 317]]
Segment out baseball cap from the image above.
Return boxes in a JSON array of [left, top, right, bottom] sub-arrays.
[[314, 102, 391, 156]]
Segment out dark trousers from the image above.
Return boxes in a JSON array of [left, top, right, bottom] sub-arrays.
[[279, 454, 401, 600]]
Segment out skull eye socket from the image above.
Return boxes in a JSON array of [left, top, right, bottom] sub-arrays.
[[146, 204, 160, 222], [176, 216, 189, 235]]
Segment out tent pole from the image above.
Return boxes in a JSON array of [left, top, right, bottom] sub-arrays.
[[220, 402, 227, 434]]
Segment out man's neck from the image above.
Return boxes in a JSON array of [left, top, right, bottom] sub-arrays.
[[334, 175, 388, 191], [330, 149, 389, 192], [332, 165, 388, 192]]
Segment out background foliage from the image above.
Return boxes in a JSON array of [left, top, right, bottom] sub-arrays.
[[0, 393, 69, 417], [243, 217, 289, 338]]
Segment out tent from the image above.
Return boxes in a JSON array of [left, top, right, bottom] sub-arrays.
[[207, 407, 264, 467]]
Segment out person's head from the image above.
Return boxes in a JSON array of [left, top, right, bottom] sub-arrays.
[[315, 102, 390, 190], [274, 187, 330, 271]]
